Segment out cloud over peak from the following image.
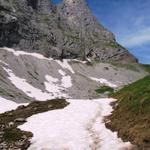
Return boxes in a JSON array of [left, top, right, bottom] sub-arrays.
[[120, 27, 150, 47]]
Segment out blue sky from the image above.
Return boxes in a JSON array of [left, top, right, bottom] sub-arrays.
[[53, 0, 150, 64]]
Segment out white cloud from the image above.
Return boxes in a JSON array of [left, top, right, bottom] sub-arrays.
[[120, 27, 150, 48], [139, 54, 150, 64]]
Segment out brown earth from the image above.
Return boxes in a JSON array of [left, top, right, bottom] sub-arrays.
[[106, 100, 150, 150]]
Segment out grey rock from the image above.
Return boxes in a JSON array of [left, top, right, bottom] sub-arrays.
[[0, 0, 137, 63], [0, 48, 148, 102]]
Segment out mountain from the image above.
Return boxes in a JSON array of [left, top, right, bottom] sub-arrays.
[[0, 1, 149, 149], [0, 47, 147, 149], [0, 0, 137, 63]]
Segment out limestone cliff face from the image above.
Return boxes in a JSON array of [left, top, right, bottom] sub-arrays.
[[0, 0, 137, 63], [57, 0, 115, 42]]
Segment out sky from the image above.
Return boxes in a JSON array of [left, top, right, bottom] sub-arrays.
[[53, 0, 150, 64]]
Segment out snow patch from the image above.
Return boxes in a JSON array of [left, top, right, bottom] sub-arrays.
[[19, 100, 100, 150], [90, 77, 117, 88], [0, 97, 27, 114], [3, 67, 54, 100], [3, 67, 72, 100], [58, 69, 66, 76], [93, 99, 132, 150], [56, 59, 75, 74], [45, 75, 58, 83], [3, 67, 61, 100], [44, 75, 67, 98], [2, 47, 48, 60], [72, 59, 87, 64], [61, 75, 72, 88], [58, 69, 72, 88], [19, 98, 133, 150], [0, 60, 9, 66]]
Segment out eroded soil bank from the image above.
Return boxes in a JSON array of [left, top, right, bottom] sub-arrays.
[[106, 74, 150, 150]]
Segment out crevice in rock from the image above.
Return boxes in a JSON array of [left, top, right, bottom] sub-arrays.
[[27, 0, 38, 10]]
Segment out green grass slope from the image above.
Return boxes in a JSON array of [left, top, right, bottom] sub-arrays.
[[107, 65, 150, 150], [95, 86, 114, 94]]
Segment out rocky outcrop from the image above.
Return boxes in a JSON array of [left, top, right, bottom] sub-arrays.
[[0, 0, 137, 63]]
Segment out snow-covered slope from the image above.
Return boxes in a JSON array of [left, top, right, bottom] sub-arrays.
[[0, 96, 27, 114], [0, 47, 147, 150], [19, 98, 133, 150], [0, 47, 147, 102]]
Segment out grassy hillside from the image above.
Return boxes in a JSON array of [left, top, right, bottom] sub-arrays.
[[142, 64, 150, 73], [107, 65, 150, 149], [95, 86, 114, 94]]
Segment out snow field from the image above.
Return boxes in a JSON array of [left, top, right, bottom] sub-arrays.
[[19, 99, 133, 150]]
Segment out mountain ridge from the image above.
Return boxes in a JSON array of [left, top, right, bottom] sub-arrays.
[[0, 0, 137, 63]]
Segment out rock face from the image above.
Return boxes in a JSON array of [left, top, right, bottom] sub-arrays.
[[0, 0, 137, 63]]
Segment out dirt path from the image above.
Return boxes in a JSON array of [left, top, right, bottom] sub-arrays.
[[85, 100, 134, 150], [86, 107, 102, 150]]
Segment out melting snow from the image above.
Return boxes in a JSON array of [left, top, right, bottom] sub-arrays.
[[56, 59, 75, 74], [2, 47, 48, 60], [19, 98, 133, 150], [44, 75, 67, 98], [0, 60, 9, 66], [45, 75, 59, 83], [3, 67, 53, 100], [1, 47, 132, 150], [0, 97, 27, 114], [3, 67, 72, 100], [90, 77, 117, 88], [58, 69, 66, 76], [72, 59, 87, 64], [58, 69, 72, 88], [61, 75, 72, 88], [92, 99, 132, 150]]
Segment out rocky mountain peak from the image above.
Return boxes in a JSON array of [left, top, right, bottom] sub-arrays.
[[57, 0, 115, 41], [61, 0, 87, 6], [27, 0, 53, 14], [0, 0, 137, 63]]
